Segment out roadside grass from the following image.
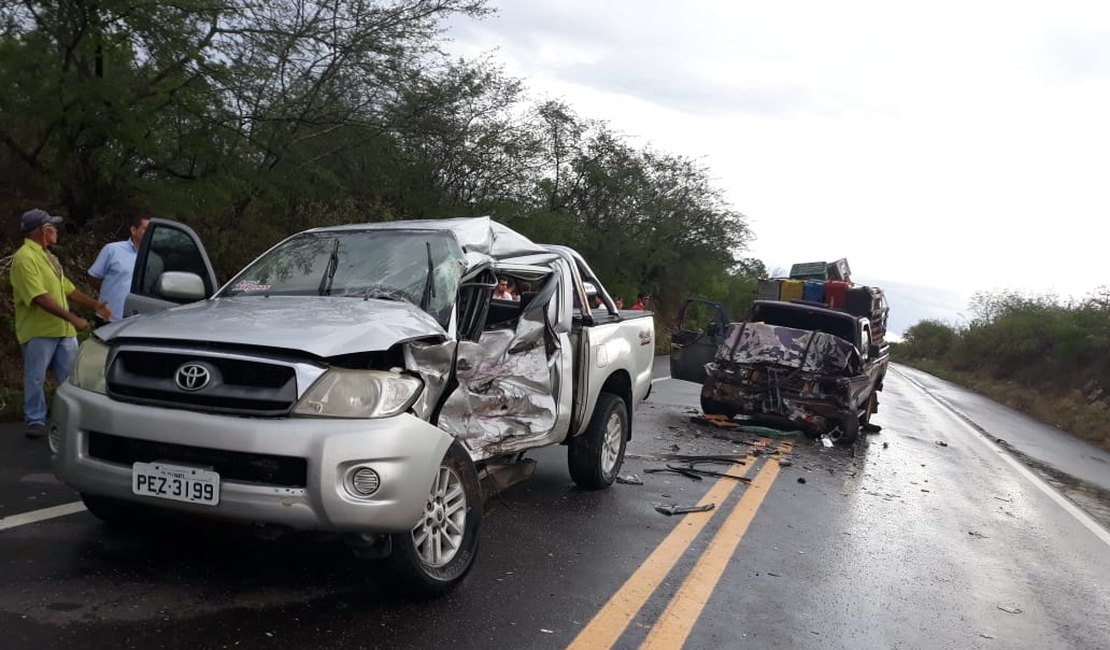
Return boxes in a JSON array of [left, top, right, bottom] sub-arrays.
[[900, 359, 1110, 453]]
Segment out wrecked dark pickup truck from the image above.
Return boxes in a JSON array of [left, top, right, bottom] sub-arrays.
[[671, 299, 889, 443]]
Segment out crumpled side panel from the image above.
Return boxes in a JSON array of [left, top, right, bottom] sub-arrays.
[[404, 340, 456, 421], [717, 322, 860, 375], [437, 313, 557, 458]]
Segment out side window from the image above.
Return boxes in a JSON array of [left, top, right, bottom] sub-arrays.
[[133, 223, 216, 300]]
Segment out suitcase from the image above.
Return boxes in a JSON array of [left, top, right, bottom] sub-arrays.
[[780, 279, 805, 301], [845, 286, 873, 317], [825, 280, 849, 309], [803, 280, 825, 303], [788, 261, 827, 280], [757, 278, 781, 301], [826, 258, 851, 281]]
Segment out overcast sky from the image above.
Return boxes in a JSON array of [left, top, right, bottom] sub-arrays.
[[445, 0, 1109, 326]]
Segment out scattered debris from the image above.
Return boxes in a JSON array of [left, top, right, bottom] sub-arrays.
[[882, 442, 889, 449], [617, 474, 643, 485], [968, 530, 989, 539], [767, 572, 781, 577], [778, 460, 793, 467], [996, 605, 1023, 615], [691, 414, 741, 429], [670, 444, 681, 451], [740, 425, 802, 437], [980, 633, 995, 639], [540, 628, 554, 634], [654, 502, 716, 516], [644, 457, 752, 483], [646, 466, 703, 481], [797, 477, 807, 484], [861, 422, 882, 434], [935, 440, 949, 447], [993, 496, 1013, 503]]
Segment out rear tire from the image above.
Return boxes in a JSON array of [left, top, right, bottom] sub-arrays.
[[386, 440, 482, 597], [568, 393, 628, 490]]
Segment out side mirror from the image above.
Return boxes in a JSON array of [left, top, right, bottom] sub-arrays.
[[157, 271, 207, 301]]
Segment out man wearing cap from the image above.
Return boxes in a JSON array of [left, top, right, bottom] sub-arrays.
[[10, 209, 112, 438], [88, 214, 150, 326]]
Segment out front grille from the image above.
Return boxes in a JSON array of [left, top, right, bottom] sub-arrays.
[[107, 350, 299, 416], [88, 432, 307, 487]]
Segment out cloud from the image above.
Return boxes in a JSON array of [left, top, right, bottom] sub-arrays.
[[1043, 30, 1110, 79]]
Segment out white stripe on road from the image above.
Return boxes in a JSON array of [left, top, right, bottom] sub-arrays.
[[0, 501, 86, 532], [894, 367, 1110, 547]]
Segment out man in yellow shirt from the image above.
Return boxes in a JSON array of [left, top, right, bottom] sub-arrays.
[[11, 209, 111, 438]]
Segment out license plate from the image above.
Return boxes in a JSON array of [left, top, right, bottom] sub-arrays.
[[132, 462, 220, 506]]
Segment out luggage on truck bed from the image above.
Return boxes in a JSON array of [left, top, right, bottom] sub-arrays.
[[803, 280, 825, 303], [825, 280, 849, 309], [845, 286, 874, 317], [826, 258, 851, 281], [780, 279, 805, 301], [757, 278, 782, 301], [846, 286, 889, 342], [788, 261, 827, 281]]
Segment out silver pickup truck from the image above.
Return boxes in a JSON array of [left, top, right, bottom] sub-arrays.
[[51, 217, 655, 595]]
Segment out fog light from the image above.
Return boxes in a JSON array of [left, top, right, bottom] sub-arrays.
[[48, 424, 61, 454], [348, 467, 381, 497]]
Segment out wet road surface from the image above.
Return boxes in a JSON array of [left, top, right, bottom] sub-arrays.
[[1, 364, 1108, 649]]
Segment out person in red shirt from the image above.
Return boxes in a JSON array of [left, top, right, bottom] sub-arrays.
[[631, 292, 651, 310]]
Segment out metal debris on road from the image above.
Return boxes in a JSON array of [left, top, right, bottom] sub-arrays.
[[820, 435, 833, 448], [996, 605, 1023, 614], [645, 458, 753, 483], [797, 477, 807, 484], [936, 440, 949, 447], [617, 474, 643, 485], [691, 413, 741, 429], [653, 502, 716, 516], [968, 530, 989, 538]]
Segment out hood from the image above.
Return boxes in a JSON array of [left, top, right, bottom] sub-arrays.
[[97, 296, 447, 357]]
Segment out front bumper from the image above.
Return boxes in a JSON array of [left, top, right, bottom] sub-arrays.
[[51, 383, 455, 534], [702, 363, 857, 433]]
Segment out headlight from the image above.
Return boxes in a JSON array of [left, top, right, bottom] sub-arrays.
[[70, 337, 110, 394], [293, 369, 423, 418]]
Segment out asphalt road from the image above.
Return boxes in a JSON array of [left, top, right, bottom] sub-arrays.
[[1, 361, 1108, 649]]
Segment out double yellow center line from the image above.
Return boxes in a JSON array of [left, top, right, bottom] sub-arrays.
[[569, 442, 791, 650]]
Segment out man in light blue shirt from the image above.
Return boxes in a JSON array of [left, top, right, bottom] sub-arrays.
[[88, 215, 150, 324]]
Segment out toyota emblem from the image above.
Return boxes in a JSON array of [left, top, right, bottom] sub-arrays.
[[175, 363, 211, 391]]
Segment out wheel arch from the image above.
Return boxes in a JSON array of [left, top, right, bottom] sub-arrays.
[[598, 370, 633, 439]]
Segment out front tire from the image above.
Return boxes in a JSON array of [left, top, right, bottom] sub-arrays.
[[386, 440, 482, 597], [568, 392, 629, 489], [700, 395, 737, 418]]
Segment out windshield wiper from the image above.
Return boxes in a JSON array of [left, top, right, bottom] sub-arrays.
[[419, 241, 435, 311], [318, 238, 340, 296]]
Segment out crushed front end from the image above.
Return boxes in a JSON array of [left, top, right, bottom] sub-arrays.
[[701, 322, 866, 438]]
